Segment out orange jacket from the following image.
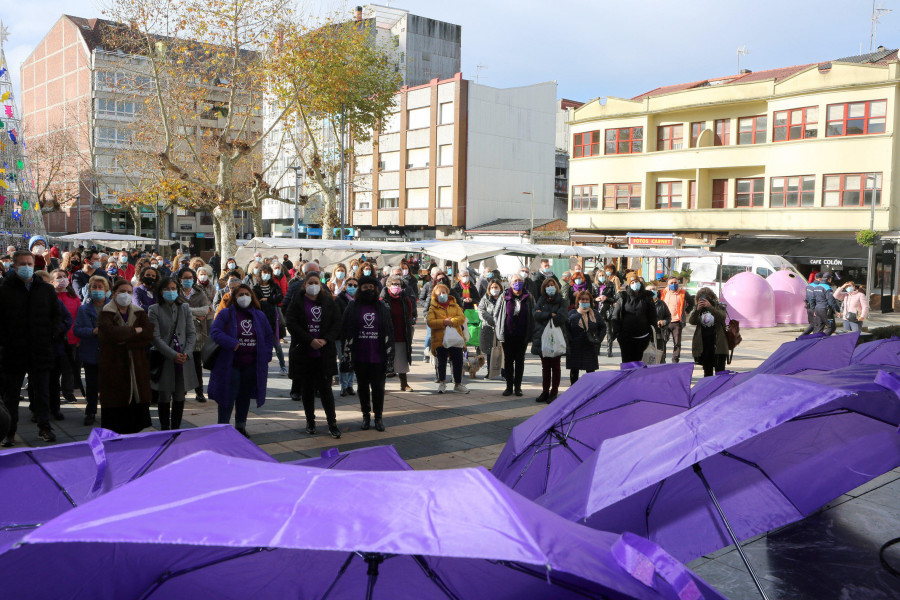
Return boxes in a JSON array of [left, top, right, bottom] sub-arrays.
[[660, 288, 687, 322]]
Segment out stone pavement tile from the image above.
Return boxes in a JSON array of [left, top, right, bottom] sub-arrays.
[[845, 470, 900, 497]]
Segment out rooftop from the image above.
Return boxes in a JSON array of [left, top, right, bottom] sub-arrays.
[[466, 218, 563, 233]]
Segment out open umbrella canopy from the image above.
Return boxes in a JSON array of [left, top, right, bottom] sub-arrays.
[[492, 363, 695, 499], [0, 425, 272, 549], [0, 452, 726, 600], [290, 445, 412, 471], [56, 231, 175, 248], [537, 372, 900, 563], [851, 337, 900, 366]]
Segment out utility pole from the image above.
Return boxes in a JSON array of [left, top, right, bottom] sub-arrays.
[[522, 190, 535, 243], [871, 2, 893, 52], [154, 195, 160, 254], [339, 106, 346, 241]]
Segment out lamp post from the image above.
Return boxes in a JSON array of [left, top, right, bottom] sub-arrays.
[[866, 174, 877, 300], [339, 106, 346, 241], [288, 165, 302, 239], [521, 190, 535, 243]]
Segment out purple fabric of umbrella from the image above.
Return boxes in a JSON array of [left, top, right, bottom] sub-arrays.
[[851, 337, 900, 366], [538, 372, 900, 562], [290, 445, 413, 471], [0, 425, 272, 550], [492, 363, 695, 499], [1, 452, 726, 600]]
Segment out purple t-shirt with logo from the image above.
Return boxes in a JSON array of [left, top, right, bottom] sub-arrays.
[[356, 304, 380, 364], [233, 308, 257, 367], [305, 296, 323, 358]]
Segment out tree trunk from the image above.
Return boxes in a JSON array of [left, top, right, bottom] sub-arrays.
[[251, 206, 264, 238], [321, 191, 337, 240], [131, 206, 142, 237], [212, 217, 222, 257], [213, 205, 238, 260]]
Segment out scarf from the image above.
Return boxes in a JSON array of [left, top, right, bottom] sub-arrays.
[[572, 278, 587, 293], [577, 307, 596, 331]]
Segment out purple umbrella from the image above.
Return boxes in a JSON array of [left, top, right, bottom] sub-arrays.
[[1, 451, 727, 600], [291, 445, 413, 471], [0, 425, 272, 549], [538, 372, 900, 599], [851, 337, 900, 366], [492, 363, 695, 499]]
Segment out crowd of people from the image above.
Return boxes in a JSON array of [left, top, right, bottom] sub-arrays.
[[0, 235, 737, 446]]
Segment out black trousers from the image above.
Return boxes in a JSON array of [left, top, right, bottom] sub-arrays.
[[502, 336, 528, 390], [802, 307, 815, 336], [569, 368, 595, 385], [84, 363, 99, 416], [4, 367, 51, 433], [618, 335, 651, 363], [193, 350, 203, 392], [700, 354, 727, 377], [298, 356, 337, 425], [354, 362, 386, 418], [813, 308, 836, 336]]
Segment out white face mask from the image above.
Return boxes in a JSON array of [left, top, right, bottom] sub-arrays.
[[490, 287, 501, 297], [306, 284, 321, 296], [273, 269, 281, 276], [261, 273, 271, 281], [236, 295, 252, 308], [115, 292, 132, 307], [199, 274, 209, 282]]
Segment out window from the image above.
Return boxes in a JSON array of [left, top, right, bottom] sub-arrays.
[[690, 122, 705, 148], [770, 176, 815, 207], [378, 191, 399, 209], [438, 144, 453, 166], [826, 100, 887, 137], [355, 191, 372, 210], [657, 124, 683, 151], [712, 179, 728, 208], [379, 151, 400, 171], [97, 98, 136, 118], [603, 183, 641, 209], [439, 102, 454, 125], [823, 173, 882, 207], [95, 154, 124, 174], [656, 181, 682, 209], [573, 130, 601, 157], [407, 107, 430, 130], [383, 112, 400, 134], [689, 180, 697, 209], [406, 187, 429, 209], [604, 127, 643, 155], [735, 178, 765, 207], [95, 127, 131, 146], [571, 185, 598, 210], [714, 119, 730, 146], [438, 186, 452, 208], [773, 107, 818, 141], [356, 155, 373, 174], [738, 116, 767, 144], [406, 147, 429, 169]]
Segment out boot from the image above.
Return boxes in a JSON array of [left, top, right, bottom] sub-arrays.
[[305, 420, 317, 435], [502, 386, 513, 397], [374, 417, 385, 432], [195, 386, 207, 403], [171, 401, 185, 430], [158, 403, 171, 431], [361, 413, 371, 430], [536, 392, 549, 403], [399, 373, 413, 392]]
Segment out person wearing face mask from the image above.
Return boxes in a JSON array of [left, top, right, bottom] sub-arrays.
[[532, 278, 568, 403], [566, 290, 606, 385], [327, 263, 349, 297], [208, 285, 273, 438], [381, 276, 415, 392], [286, 271, 342, 438], [645, 283, 672, 364], [400, 260, 418, 298], [133, 266, 160, 312], [214, 271, 243, 315], [97, 279, 154, 435], [196, 265, 217, 303], [244, 260, 262, 286], [427, 283, 468, 394], [595, 270, 619, 358], [117, 253, 135, 281], [610, 273, 658, 363], [517, 266, 537, 297], [339, 276, 395, 431], [252, 264, 286, 375], [419, 267, 458, 365], [0, 251, 63, 445], [334, 276, 359, 396], [105, 260, 122, 279], [834, 281, 869, 333], [72, 249, 109, 300], [496, 274, 535, 397], [532, 259, 559, 293], [561, 267, 596, 312], [270, 262, 289, 297], [603, 263, 622, 293], [74, 276, 111, 426], [281, 254, 294, 274], [689, 287, 729, 377], [148, 277, 198, 430], [225, 257, 238, 274], [0, 254, 12, 276], [478, 279, 505, 380], [179, 268, 211, 403], [28, 236, 49, 271], [452, 269, 481, 311], [51, 269, 83, 411]]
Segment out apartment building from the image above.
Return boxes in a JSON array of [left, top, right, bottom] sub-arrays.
[[22, 15, 256, 249], [567, 48, 900, 285], [349, 74, 557, 240]]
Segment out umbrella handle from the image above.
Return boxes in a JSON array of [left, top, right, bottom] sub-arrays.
[[612, 532, 705, 600]]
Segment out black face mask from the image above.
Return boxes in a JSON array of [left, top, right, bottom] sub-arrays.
[[143, 276, 157, 287], [359, 289, 377, 304]]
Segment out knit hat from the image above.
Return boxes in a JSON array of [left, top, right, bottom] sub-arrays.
[[626, 272, 640, 284], [304, 270, 322, 282], [357, 275, 379, 289]]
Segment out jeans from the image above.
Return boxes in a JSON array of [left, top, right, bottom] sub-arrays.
[[84, 363, 99, 416], [298, 356, 337, 425], [335, 341, 356, 390], [436, 347, 463, 384], [424, 326, 432, 357], [4, 368, 50, 433], [217, 364, 256, 428], [274, 339, 285, 369], [618, 335, 651, 363], [540, 356, 561, 395], [843, 319, 862, 333], [502, 336, 528, 390], [354, 362, 386, 418]]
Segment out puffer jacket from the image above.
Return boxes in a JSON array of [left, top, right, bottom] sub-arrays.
[[834, 288, 869, 321], [531, 293, 568, 356], [426, 297, 466, 353]]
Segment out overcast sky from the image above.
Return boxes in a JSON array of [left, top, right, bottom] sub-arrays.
[[3, 0, 898, 104]]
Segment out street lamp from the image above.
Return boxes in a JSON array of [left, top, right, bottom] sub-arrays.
[[521, 190, 535, 243], [287, 165, 302, 239], [866, 174, 877, 301]]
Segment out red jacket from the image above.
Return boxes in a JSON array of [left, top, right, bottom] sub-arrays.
[[57, 291, 81, 345]]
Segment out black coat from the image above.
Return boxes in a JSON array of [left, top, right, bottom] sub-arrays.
[[285, 287, 340, 377], [0, 275, 62, 371], [339, 299, 395, 373], [531, 293, 568, 356], [566, 309, 606, 371], [611, 289, 657, 340], [253, 282, 285, 337], [451, 282, 481, 310], [283, 278, 305, 314], [561, 281, 597, 310], [381, 292, 415, 365]]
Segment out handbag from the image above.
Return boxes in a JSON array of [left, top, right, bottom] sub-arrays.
[[464, 308, 481, 347], [541, 321, 567, 358], [200, 336, 221, 370], [724, 309, 742, 365], [847, 311, 859, 323], [442, 325, 465, 349], [641, 332, 659, 366]]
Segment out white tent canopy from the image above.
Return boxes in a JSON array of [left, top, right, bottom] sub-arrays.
[[56, 231, 175, 249]]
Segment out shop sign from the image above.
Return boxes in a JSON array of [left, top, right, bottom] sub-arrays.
[[809, 258, 844, 267], [628, 236, 674, 246], [385, 228, 403, 237]]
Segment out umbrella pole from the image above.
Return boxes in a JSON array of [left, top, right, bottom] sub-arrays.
[[693, 464, 771, 600], [364, 553, 384, 600]]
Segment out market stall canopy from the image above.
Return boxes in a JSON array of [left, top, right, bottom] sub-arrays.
[[56, 231, 175, 248]]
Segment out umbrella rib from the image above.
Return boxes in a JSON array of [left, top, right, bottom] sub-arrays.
[[130, 432, 183, 482], [320, 553, 356, 600], [137, 547, 270, 600], [413, 555, 463, 600], [645, 479, 666, 538], [510, 443, 546, 490], [720, 451, 804, 516], [789, 407, 899, 428], [0, 523, 41, 532], [24, 451, 77, 508], [492, 561, 610, 599]]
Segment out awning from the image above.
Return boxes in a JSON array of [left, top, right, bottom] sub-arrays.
[[784, 238, 869, 268], [714, 236, 801, 255]]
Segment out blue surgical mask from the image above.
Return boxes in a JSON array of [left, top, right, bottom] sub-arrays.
[[574, 278, 583, 285], [579, 302, 591, 310], [16, 265, 33, 280], [541, 267, 551, 274], [437, 293, 449, 303], [847, 286, 855, 292], [363, 269, 372, 276], [1, 261, 10, 269], [546, 286, 557, 296], [162, 290, 179, 303], [182, 279, 194, 289], [669, 283, 678, 291], [347, 286, 357, 296], [649, 290, 658, 298], [92, 261, 102, 270], [630, 282, 641, 292], [599, 275, 606, 282], [90, 290, 107, 301]]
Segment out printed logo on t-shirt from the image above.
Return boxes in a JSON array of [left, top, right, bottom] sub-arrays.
[[241, 319, 253, 335], [363, 312, 375, 328], [239, 319, 256, 350], [311, 306, 322, 322]]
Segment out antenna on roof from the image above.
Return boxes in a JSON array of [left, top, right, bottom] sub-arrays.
[[870, 1, 892, 51], [737, 46, 750, 73], [475, 64, 488, 84]]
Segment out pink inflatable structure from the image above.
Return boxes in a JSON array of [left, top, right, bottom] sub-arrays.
[[721, 271, 777, 328], [766, 269, 809, 324]]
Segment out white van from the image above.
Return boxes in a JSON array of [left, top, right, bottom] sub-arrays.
[[677, 253, 801, 294]]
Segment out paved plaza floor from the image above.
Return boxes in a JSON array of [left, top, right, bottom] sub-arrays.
[[9, 313, 900, 599]]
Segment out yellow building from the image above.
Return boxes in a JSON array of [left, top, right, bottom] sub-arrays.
[[567, 50, 900, 283]]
